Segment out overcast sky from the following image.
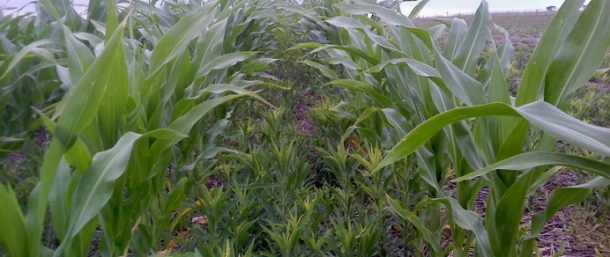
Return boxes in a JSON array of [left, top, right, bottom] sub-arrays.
[[401, 0, 590, 17], [0, 0, 590, 17]]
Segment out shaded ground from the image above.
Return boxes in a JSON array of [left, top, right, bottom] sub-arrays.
[[294, 88, 317, 136]]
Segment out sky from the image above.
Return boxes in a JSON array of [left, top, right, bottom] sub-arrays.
[[0, 0, 591, 17], [400, 0, 590, 17]]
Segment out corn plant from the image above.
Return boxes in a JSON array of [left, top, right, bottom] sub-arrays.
[[0, 0, 280, 255], [0, 12, 55, 156], [3, 0, 610, 255], [296, 0, 610, 256], [0, 0, 137, 191]]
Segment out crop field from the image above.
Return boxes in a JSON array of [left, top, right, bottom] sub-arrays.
[[1, 0, 610, 256]]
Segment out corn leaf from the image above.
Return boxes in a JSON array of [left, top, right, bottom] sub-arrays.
[[61, 133, 141, 243], [0, 184, 28, 257], [406, 0, 430, 20], [62, 26, 95, 86], [456, 152, 610, 182], [54, 19, 127, 149], [545, 0, 610, 106], [49, 160, 72, 241], [376, 101, 610, 172], [148, 1, 218, 76], [0, 39, 57, 79], [197, 51, 258, 77], [451, 1, 491, 75], [515, 0, 585, 106], [300, 60, 338, 80], [530, 177, 610, 236], [428, 197, 492, 257]]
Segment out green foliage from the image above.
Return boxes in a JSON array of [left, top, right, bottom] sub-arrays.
[[564, 84, 610, 219], [1, 0, 610, 256], [295, 0, 610, 256], [1, 0, 280, 255]]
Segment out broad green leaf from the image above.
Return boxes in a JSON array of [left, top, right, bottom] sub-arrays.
[[26, 171, 62, 256], [515, 0, 585, 106], [545, 0, 610, 106], [62, 132, 141, 242], [517, 102, 610, 156], [54, 19, 127, 149], [375, 101, 610, 172], [160, 49, 194, 105], [455, 152, 610, 182], [148, 1, 218, 76], [415, 148, 445, 195], [490, 168, 538, 255], [62, 25, 95, 86], [290, 43, 380, 65], [49, 160, 72, 241], [144, 128, 188, 141], [328, 17, 398, 52], [381, 108, 411, 138], [334, 3, 434, 49], [64, 138, 92, 172], [406, 0, 430, 20], [529, 177, 610, 237], [23, 20, 128, 257], [326, 16, 365, 29], [335, 3, 413, 27], [495, 119, 529, 161], [105, 0, 118, 44], [323, 57, 360, 70], [434, 50, 487, 106], [151, 93, 260, 157], [97, 29, 129, 148], [37, 0, 63, 21], [300, 60, 338, 80], [366, 58, 438, 76], [526, 166, 561, 196], [493, 24, 514, 75], [441, 18, 468, 61], [240, 58, 276, 73], [429, 24, 447, 42], [475, 56, 513, 163], [327, 79, 393, 107], [0, 184, 28, 257], [197, 51, 258, 77], [374, 103, 518, 172], [0, 39, 57, 79], [428, 197, 492, 257], [483, 47, 512, 105], [452, 0, 491, 75], [192, 17, 228, 80], [288, 42, 325, 52]]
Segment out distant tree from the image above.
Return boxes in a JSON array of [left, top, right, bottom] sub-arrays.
[[546, 6, 557, 12]]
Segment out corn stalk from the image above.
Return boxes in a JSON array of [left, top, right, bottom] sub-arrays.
[[0, 0, 278, 256], [295, 0, 610, 255]]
